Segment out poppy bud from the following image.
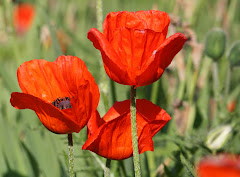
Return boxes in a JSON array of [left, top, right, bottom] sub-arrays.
[[227, 41, 240, 67], [206, 125, 232, 150], [205, 28, 226, 61]]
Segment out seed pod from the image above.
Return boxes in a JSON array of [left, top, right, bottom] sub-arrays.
[[227, 41, 240, 67], [205, 28, 226, 61]]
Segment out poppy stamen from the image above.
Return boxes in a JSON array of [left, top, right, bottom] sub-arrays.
[[52, 97, 72, 110]]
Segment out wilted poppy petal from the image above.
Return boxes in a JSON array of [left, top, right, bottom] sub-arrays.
[[17, 59, 69, 102], [10, 92, 81, 134], [88, 28, 131, 85], [83, 99, 170, 160]]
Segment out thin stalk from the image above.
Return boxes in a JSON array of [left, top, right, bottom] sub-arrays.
[[224, 64, 231, 98], [68, 134, 74, 177], [130, 86, 141, 177], [104, 159, 111, 177], [147, 81, 160, 177], [110, 80, 117, 104], [150, 80, 159, 104], [146, 152, 155, 177], [212, 62, 220, 117], [119, 161, 128, 177], [96, 2, 113, 176], [96, 0, 110, 113], [188, 70, 200, 104], [96, 0, 103, 31]]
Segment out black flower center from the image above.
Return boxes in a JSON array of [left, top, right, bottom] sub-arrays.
[[52, 97, 72, 110]]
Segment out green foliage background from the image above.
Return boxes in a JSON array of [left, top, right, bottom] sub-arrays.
[[0, 0, 240, 176]]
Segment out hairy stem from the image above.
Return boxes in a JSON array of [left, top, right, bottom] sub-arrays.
[[130, 86, 141, 177], [68, 134, 74, 177]]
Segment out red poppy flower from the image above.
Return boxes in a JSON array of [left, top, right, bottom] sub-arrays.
[[88, 10, 187, 87], [197, 154, 240, 177], [13, 3, 35, 35], [82, 99, 171, 160], [10, 55, 100, 134]]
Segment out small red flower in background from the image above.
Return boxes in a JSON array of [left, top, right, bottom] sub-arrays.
[[10, 56, 100, 134], [13, 3, 35, 35], [197, 154, 240, 177], [88, 10, 187, 87], [82, 99, 171, 160]]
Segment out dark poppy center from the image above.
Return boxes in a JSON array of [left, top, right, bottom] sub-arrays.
[[52, 97, 72, 110]]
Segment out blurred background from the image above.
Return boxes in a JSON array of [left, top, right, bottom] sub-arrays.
[[0, 0, 240, 176]]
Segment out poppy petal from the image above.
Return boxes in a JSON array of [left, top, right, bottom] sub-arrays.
[[10, 92, 81, 134], [137, 33, 187, 86], [17, 59, 69, 102], [13, 3, 35, 35], [103, 10, 170, 40], [103, 100, 130, 122], [83, 112, 152, 160], [137, 99, 171, 137], [198, 154, 240, 177], [87, 111, 105, 136], [110, 28, 166, 83], [54, 56, 100, 127], [88, 28, 131, 85], [83, 99, 170, 160]]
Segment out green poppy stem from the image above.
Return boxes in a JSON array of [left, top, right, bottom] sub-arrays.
[[104, 159, 111, 177], [213, 62, 220, 117], [68, 133, 74, 177], [130, 86, 141, 177]]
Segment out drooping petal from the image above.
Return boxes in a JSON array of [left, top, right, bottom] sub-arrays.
[[17, 59, 70, 102], [82, 114, 133, 160], [137, 33, 187, 86], [83, 112, 153, 160], [136, 99, 171, 137], [83, 99, 170, 160], [10, 92, 81, 134], [88, 28, 131, 85]]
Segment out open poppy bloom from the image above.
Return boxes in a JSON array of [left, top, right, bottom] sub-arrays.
[[82, 99, 171, 160], [10, 56, 100, 134], [88, 10, 187, 87], [13, 3, 35, 35], [197, 154, 240, 177]]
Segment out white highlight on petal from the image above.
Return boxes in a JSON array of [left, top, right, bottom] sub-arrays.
[[139, 30, 145, 34], [153, 50, 157, 55]]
